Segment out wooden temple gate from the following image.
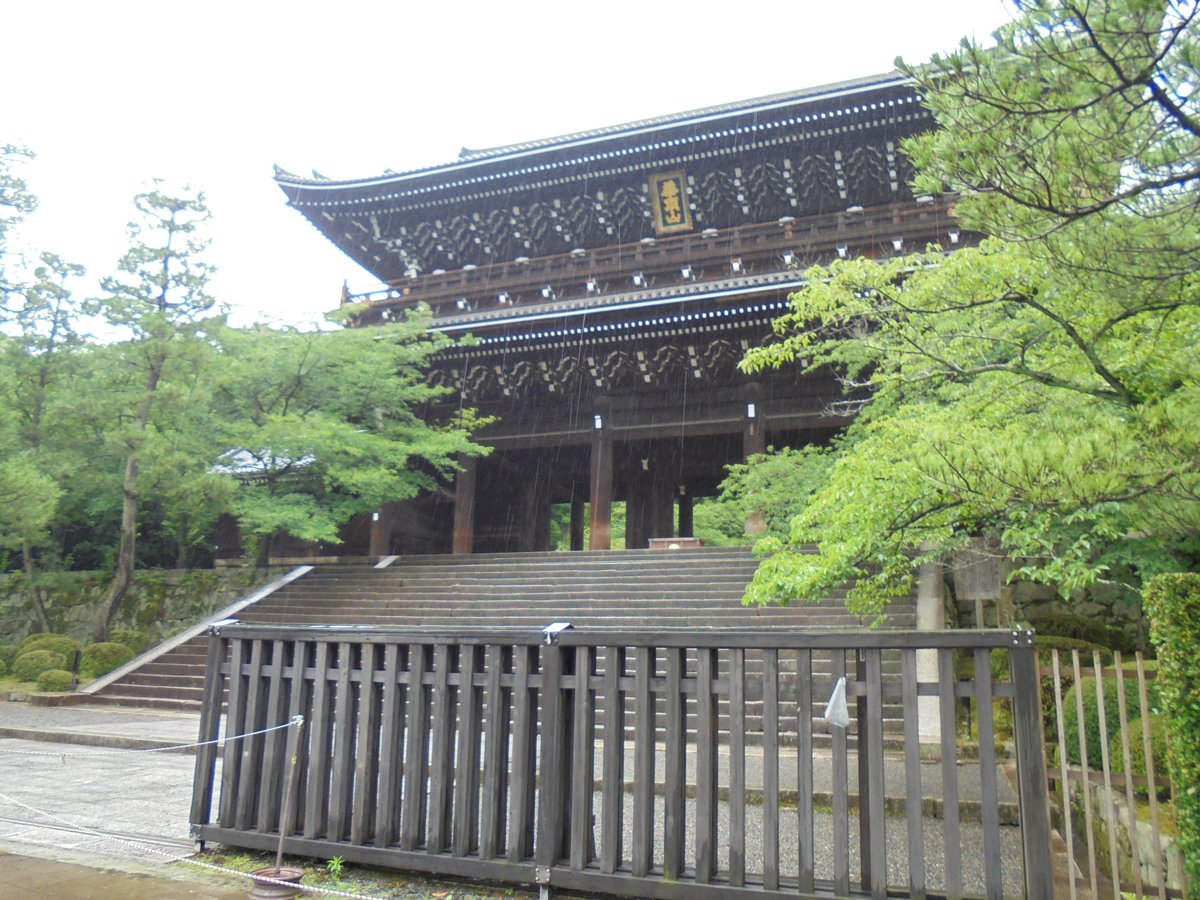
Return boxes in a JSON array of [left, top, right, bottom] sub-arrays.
[[190, 623, 1053, 898]]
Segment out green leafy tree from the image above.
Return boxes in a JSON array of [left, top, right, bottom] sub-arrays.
[[213, 313, 488, 565], [0, 143, 37, 306], [90, 183, 223, 639], [740, 0, 1200, 615]]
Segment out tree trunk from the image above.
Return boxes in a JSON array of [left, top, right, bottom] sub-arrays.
[[21, 540, 51, 634], [95, 450, 139, 642], [256, 532, 273, 569]]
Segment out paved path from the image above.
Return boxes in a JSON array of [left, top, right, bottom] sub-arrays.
[[0, 699, 1029, 897]]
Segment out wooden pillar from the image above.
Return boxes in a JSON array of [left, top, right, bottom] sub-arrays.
[[368, 505, 392, 557], [589, 413, 613, 550], [743, 400, 767, 535], [678, 489, 694, 538], [452, 454, 477, 555], [569, 494, 585, 551], [650, 469, 675, 541], [743, 399, 766, 459], [626, 461, 649, 549]]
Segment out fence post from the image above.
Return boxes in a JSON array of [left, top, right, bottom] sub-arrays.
[[1010, 633, 1054, 900], [536, 629, 569, 898]]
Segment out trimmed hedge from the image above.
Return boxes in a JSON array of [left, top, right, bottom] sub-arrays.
[[1027, 613, 1136, 654], [20, 636, 82, 663], [18, 632, 62, 653], [1112, 714, 1170, 799], [0, 644, 17, 670], [35, 669, 73, 693], [81, 642, 133, 678], [1061, 675, 1151, 767], [110, 628, 148, 655], [1145, 572, 1200, 891], [0, 658, 6, 677], [12, 650, 67, 683]]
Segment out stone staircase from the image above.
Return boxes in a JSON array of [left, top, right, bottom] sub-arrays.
[[85, 548, 915, 731]]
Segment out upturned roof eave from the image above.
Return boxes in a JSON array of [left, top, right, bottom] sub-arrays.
[[274, 71, 912, 195]]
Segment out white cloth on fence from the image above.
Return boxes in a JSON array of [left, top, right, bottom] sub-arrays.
[[823, 675, 849, 728]]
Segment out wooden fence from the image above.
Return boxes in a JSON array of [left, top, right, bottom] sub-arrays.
[[190, 623, 1054, 898], [1040, 648, 1184, 898]]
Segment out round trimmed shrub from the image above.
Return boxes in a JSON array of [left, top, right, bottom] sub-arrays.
[[1112, 714, 1170, 799], [0, 658, 7, 677], [109, 628, 148, 655], [35, 669, 74, 693], [1062, 674, 1156, 767], [12, 650, 67, 683], [18, 632, 62, 653], [0, 644, 18, 669], [21, 636, 82, 662], [81, 642, 133, 678]]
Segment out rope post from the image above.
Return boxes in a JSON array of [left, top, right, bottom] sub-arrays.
[[275, 715, 305, 872]]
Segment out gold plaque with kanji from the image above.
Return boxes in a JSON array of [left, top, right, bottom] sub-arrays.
[[648, 171, 692, 235]]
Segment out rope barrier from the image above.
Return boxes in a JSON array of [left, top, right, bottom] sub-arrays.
[[0, 718, 293, 759]]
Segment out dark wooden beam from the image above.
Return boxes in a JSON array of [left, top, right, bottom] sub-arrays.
[[588, 414, 613, 551], [452, 454, 477, 555]]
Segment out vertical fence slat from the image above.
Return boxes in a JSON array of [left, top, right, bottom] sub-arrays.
[[219, 638, 249, 829], [763, 648, 780, 891], [453, 644, 483, 858], [864, 649, 887, 898], [351, 644, 382, 846], [600, 646, 626, 875], [730, 646, 746, 887], [796, 648, 815, 894], [190, 631, 227, 829], [569, 646, 596, 870], [1072, 651, 1100, 900], [1114, 652, 1146, 899], [536, 640, 568, 870], [400, 643, 429, 852], [694, 647, 718, 884], [427, 643, 456, 854], [973, 647, 1002, 899], [1050, 650, 1079, 900], [479, 644, 506, 860], [375, 643, 405, 849], [327, 642, 356, 843], [1092, 650, 1124, 896], [936, 648, 962, 898], [901, 648, 926, 897], [234, 639, 266, 831], [508, 645, 536, 863], [285, 640, 312, 837], [831, 650, 851, 898], [255, 640, 289, 835], [631, 645, 654, 878], [663, 647, 686, 882], [1137, 653, 1168, 900], [1011, 640, 1053, 900], [302, 641, 332, 840]]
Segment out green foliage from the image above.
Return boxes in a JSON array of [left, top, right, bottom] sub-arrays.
[[19, 636, 81, 661], [1145, 572, 1200, 887], [213, 318, 487, 554], [1113, 714, 1171, 800], [80, 642, 134, 678], [1062, 675, 1152, 769], [1028, 613, 1136, 654], [11, 649, 66, 682], [109, 628, 148, 655], [0, 658, 6, 677], [739, 0, 1200, 615], [35, 668, 72, 692], [0, 643, 18, 668], [18, 632, 63, 652], [709, 446, 835, 547]]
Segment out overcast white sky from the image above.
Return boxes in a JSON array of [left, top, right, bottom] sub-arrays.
[[4, 1, 1012, 328]]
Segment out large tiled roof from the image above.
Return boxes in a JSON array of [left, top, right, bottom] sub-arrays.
[[274, 71, 910, 190]]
